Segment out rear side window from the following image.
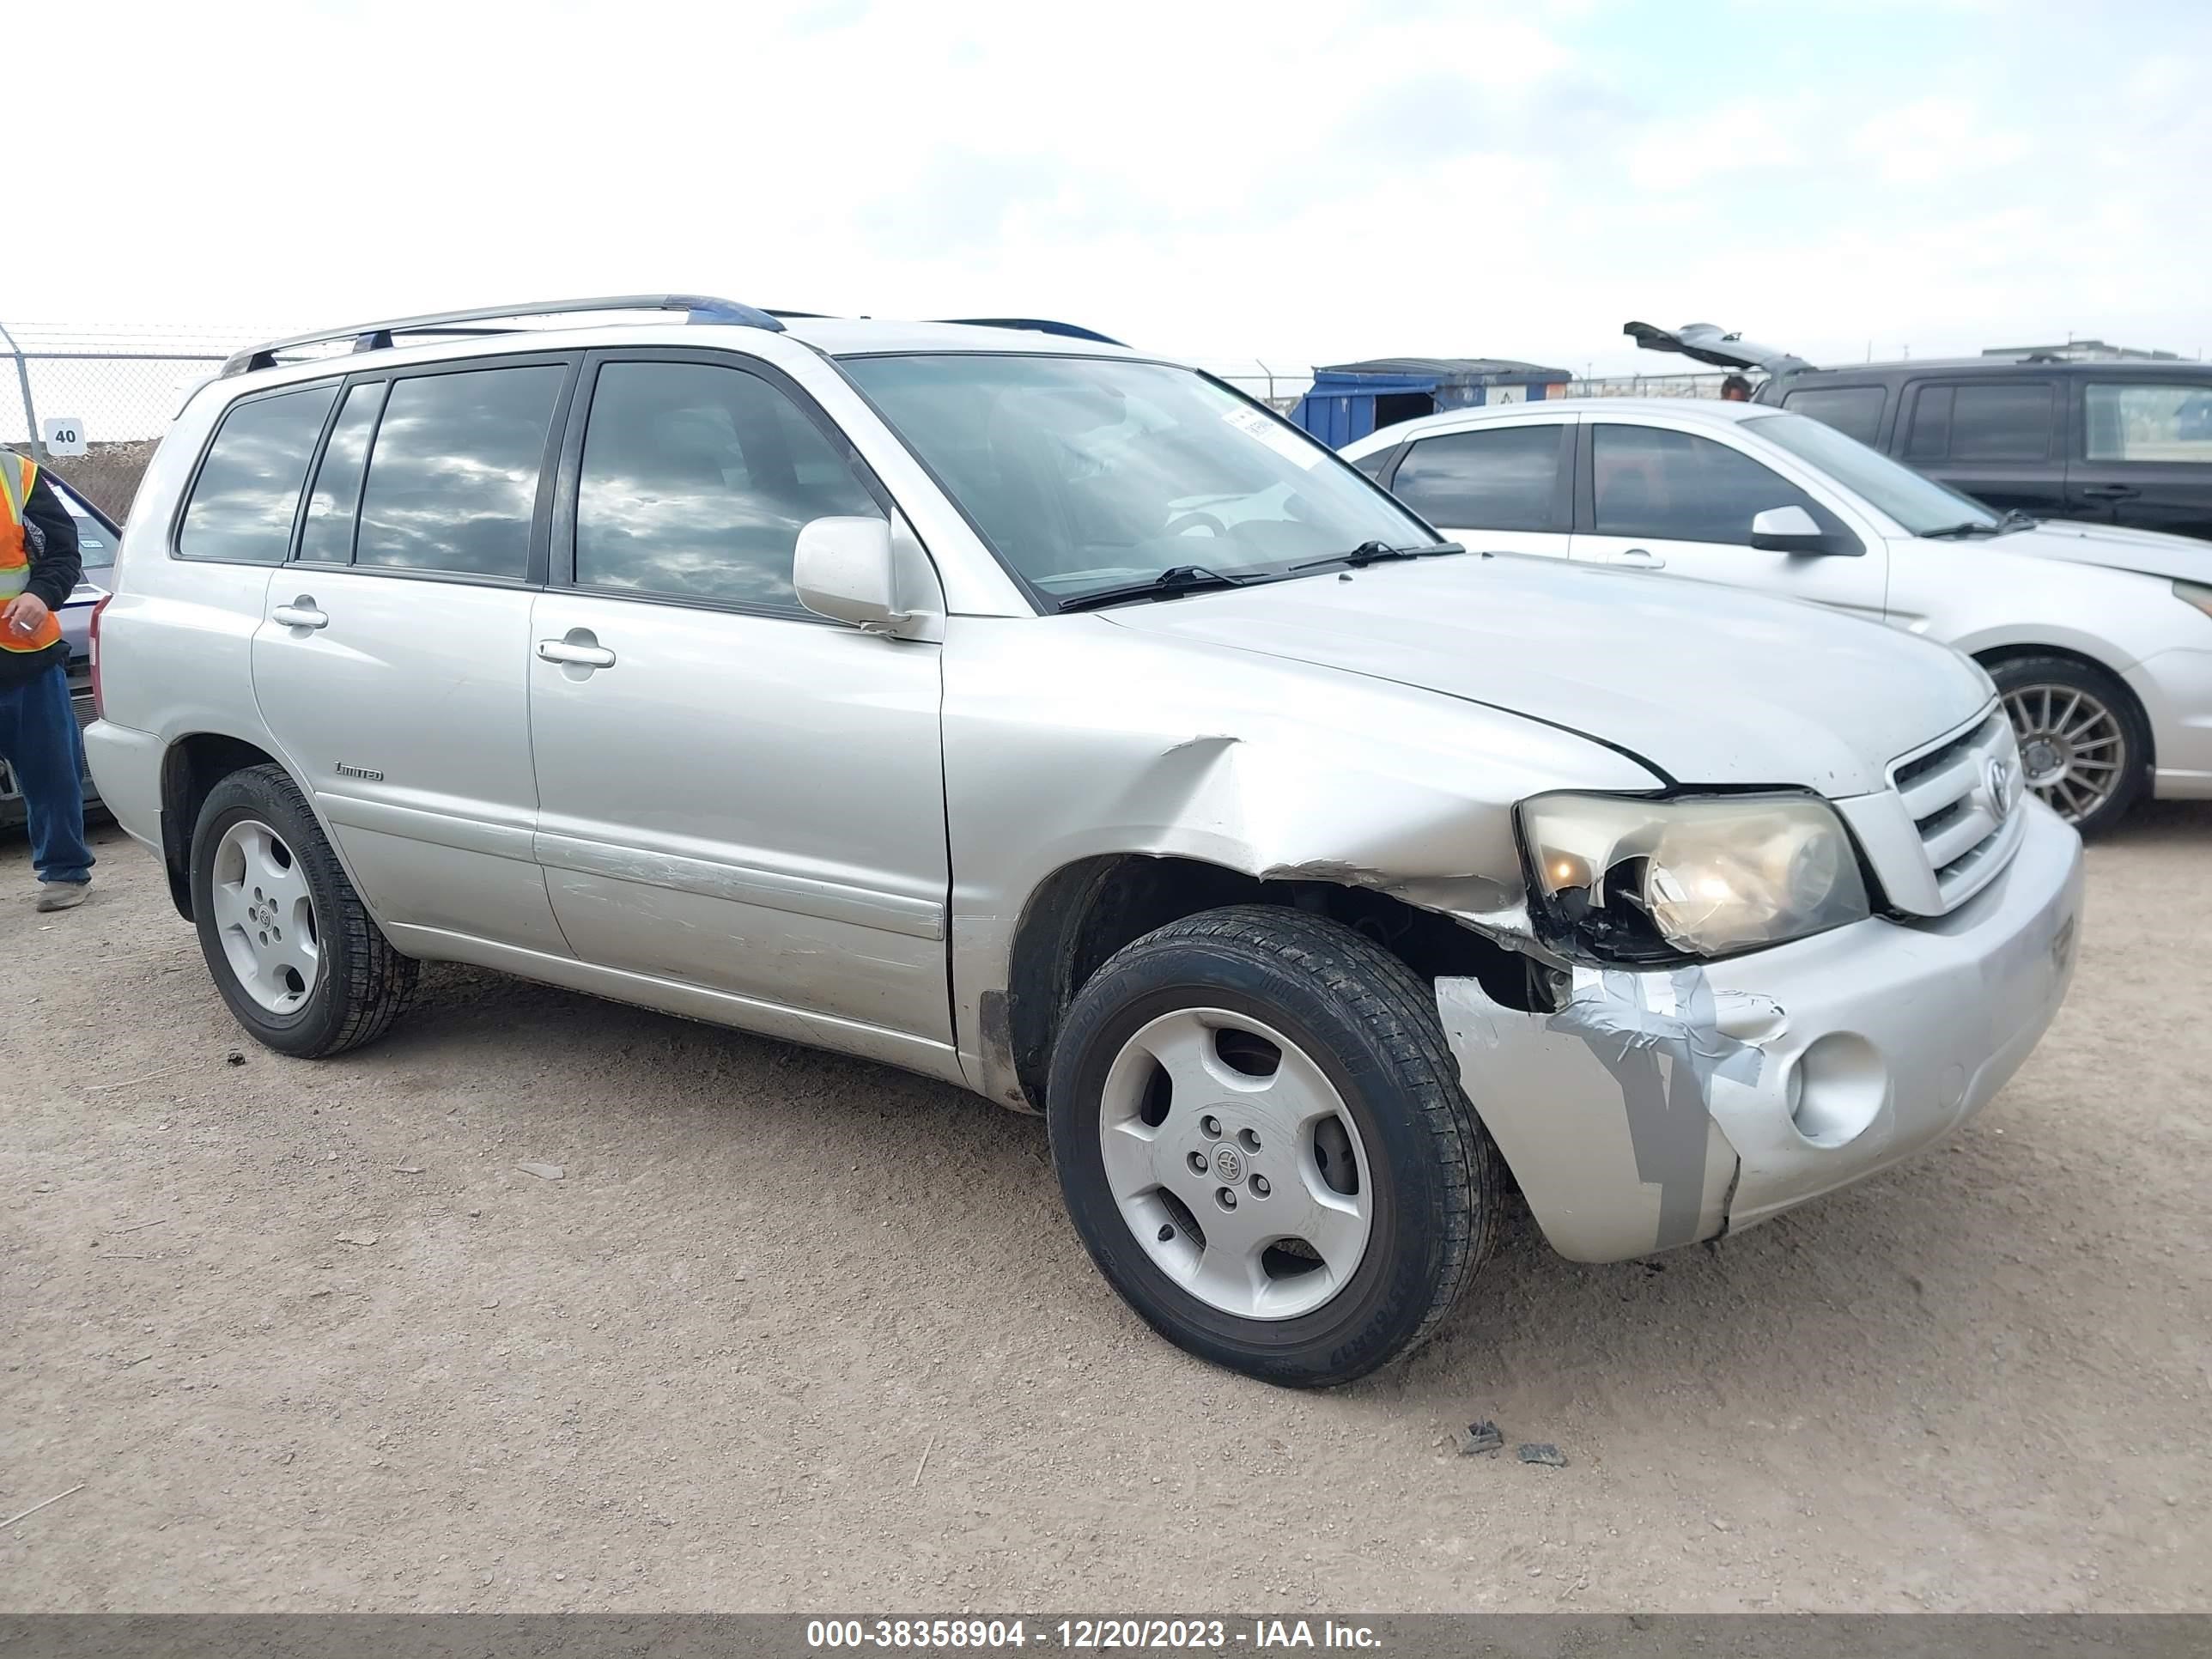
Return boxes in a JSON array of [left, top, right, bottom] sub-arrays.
[[177, 384, 339, 562], [297, 381, 386, 564], [574, 361, 883, 614], [356, 366, 565, 579], [1390, 425, 1566, 531], [1780, 386, 1885, 447], [2082, 383, 2212, 464], [1905, 382, 2055, 463], [1591, 424, 1826, 544]]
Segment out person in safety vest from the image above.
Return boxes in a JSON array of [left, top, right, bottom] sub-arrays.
[[0, 447, 92, 909]]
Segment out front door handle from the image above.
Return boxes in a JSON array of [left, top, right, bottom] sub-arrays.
[[271, 598, 329, 629], [2079, 483, 2139, 500], [538, 637, 616, 668], [1613, 547, 1667, 571]]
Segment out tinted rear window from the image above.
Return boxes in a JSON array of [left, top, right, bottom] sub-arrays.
[[177, 384, 339, 562], [1780, 386, 1885, 447], [356, 366, 565, 580], [1906, 381, 2055, 463], [1389, 425, 1566, 531]]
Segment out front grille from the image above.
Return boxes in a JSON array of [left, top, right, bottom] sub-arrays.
[[1890, 712, 2023, 908]]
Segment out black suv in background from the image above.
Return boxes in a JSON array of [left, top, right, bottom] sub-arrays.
[[1627, 322, 2212, 542]]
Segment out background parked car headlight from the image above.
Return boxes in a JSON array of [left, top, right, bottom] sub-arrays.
[[1519, 793, 1871, 963]]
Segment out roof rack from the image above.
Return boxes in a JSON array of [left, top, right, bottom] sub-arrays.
[[219, 295, 786, 377], [933, 317, 1126, 346]]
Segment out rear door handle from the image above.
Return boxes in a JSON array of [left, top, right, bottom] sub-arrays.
[[271, 599, 329, 629], [2079, 483, 2138, 500], [538, 638, 616, 668], [1613, 547, 1667, 570]]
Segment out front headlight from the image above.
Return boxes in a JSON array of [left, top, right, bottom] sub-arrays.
[[1519, 792, 1871, 963], [2176, 579, 2212, 622]]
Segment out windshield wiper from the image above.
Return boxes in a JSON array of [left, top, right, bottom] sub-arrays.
[[1920, 520, 2006, 539], [1056, 564, 1252, 612], [1290, 539, 1466, 573]]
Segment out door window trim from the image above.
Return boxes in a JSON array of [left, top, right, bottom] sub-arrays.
[[1902, 377, 2064, 465], [547, 345, 908, 626], [280, 349, 583, 591], [1573, 417, 1863, 552], [1388, 418, 1575, 533], [2071, 375, 2212, 467]]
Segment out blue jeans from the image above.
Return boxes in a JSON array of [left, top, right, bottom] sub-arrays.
[[0, 663, 94, 885]]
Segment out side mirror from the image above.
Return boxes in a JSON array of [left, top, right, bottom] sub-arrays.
[[794, 517, 911, 633], [1748, 504, 1856, 556]]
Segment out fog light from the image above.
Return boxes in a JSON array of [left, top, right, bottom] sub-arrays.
[[1789, 1033, 1886, 1146]]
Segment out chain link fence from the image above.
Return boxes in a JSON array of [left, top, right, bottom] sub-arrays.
[[1556, 369, 1746, 399], [0, 323, 265, 519]]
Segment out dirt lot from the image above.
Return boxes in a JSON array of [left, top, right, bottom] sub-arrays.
[[3, 807, 2207, 1613]]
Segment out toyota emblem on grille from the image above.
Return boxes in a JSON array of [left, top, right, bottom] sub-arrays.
[[1986, 756, 2018, 814]]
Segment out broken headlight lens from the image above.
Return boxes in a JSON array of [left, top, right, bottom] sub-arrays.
[[1520, 793, 1870, 963]]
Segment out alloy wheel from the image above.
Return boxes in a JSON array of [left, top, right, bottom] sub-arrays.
[[2002, 684, 2126, 824]]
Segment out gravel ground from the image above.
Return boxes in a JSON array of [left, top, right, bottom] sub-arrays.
[[3, 807, 2207, 1613]]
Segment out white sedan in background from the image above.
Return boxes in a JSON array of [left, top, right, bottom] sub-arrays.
[[1343, 399, 2212, 833]]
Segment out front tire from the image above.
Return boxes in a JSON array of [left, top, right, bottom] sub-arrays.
[[190, 764, 417, 1058], [1047, 905, 1500, 1388]]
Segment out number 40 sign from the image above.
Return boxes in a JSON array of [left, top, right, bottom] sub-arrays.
[[40, 417, 88, 458]]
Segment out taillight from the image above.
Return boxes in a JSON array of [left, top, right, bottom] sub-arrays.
[[89, 593, 113, 721]]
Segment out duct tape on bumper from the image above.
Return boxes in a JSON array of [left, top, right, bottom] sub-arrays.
[[1437, 799, 2085, 1263]]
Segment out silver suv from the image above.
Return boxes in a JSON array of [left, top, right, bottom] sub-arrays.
[[88, 296, 2085, 1387]]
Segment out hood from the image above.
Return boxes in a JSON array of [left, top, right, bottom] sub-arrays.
[[1103, 555, 1989, 798], [2002, 518, 2212, 583], [1624, 320, 1813, 376]]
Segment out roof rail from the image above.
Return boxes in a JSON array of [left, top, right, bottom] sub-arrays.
[[933, 317, 1127, 346], [219, 295, 786, 377]]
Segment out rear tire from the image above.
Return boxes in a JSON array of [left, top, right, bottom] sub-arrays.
[[190, 764, 417, 1057], [1985, 654, 2148, 836], [1047, 904, 1499, 1388]]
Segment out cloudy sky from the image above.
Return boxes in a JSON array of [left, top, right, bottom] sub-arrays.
[[17, 0, 2209, 375]]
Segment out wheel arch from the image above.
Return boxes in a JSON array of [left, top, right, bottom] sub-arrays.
[[157, 732, 297, 921], [994, 852, 1546, 1115]]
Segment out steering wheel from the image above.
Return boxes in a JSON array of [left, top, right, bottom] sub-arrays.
[[1165, 511, 1227, 538]]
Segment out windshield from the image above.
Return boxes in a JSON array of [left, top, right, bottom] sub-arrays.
[[1745, 410, 2002, 536], [841, 354, 1437, 602]]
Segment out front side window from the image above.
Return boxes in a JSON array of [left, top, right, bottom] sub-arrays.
[[177, 383, 339, 563], [1780, 386, 1885, 447], [356, 365, 565, 579], [1590, 424, 1825, 544], [1391, 425, 1566, 531], [574, 361, 882, 613], [2083, 383, 2212, 464], [840, 354, 1434, 603]]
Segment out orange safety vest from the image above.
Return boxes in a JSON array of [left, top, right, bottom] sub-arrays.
[[0, 450, 66, 655]]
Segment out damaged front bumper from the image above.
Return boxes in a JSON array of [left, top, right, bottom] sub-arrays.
[[1437, 800, 2084, 1263]]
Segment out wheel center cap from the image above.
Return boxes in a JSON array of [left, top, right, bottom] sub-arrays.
[[1212, 1144, 1245, 1183], [2022, 738, 2063, 780]]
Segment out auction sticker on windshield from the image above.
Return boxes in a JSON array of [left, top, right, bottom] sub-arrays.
[[1221, 404, 1323, 468]]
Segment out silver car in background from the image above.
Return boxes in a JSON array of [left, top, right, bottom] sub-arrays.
[[88, 298, 2081, 1386], [1344, 398, 2212, 834]]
